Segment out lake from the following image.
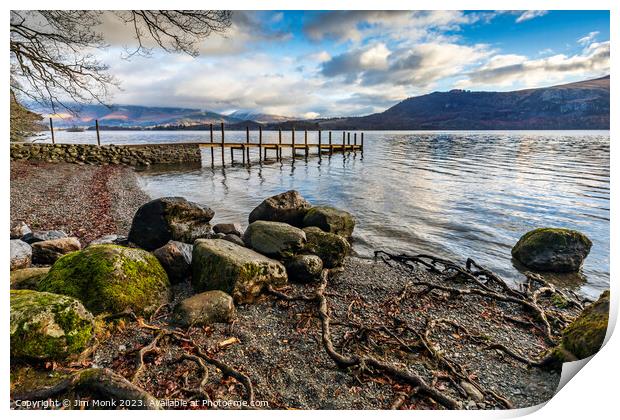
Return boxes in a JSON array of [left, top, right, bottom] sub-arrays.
[[34, 129, 610, 299]]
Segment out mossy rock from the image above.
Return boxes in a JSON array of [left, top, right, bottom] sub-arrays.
[[243, 220, 306, 259], [561, 290, 609, 359], [303, 227, 350, 268], [248, 190, 312, 227], [302, 206, 355, 238], [511, 228, 592, 272], [38, 245, 170, 315], [10, 267, 50, 290], [192, 239, 287, 304], [173, 290, 236, 326], [10, 290, 95, 360], [285, 254, 323, 283]]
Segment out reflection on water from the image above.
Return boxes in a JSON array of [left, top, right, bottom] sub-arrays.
[[40, 130, 609, 299]]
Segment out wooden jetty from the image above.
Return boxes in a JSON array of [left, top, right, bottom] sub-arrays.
[[200, 123, 363, 167]]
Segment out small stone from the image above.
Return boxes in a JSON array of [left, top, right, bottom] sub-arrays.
[[88, 234, 128, 246], [32, 237, 81, 265], [21, 230, 68, 244], [10, 221, 31, 239], [285, 254, 323, 283], [10, 239, 32, 270], [222, 233, 245, 247], [213, 223, 243, 237], [10, 267, 50, 290], [174, 290, 235, 326], [152, 241, 192, 283]]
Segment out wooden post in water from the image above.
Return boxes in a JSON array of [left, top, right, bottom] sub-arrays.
[[329, 131, 333, 155], [220, 122, 225, 166], [318, 130, 322, 160], [209, 124, 214, 167], [95, 119, 101, 146], [245, 126, 250, 165], [347, 132, 351, 150], [49, 118, 55, 144], [304, 130, 308, 158], [353, 133, 357, 153], [361, 132, 364, 151], [278, 128, 282, 161], [259, 126, 263, 162], [291, 127, 296, 160], [342, 131, 345, 152]]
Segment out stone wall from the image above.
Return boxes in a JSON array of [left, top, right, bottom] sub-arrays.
[[10, 142, 202, 166]]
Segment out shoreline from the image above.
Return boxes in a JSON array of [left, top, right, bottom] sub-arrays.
[[9, 161, 596, 409]]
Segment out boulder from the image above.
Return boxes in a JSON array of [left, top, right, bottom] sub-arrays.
[[10, 290, 94, 360], [88, 234, 128, 246], [243, 221, 306, 258], [223, 233, 246, 247], [511, 228, 592, 272], [285, 254, 323, 283], [303, 227, 350, 268], [10, 239, 32, 270], [561, 290, 609, 359], [248, 190, 312, 227], [10, 267, 50, 290], [39, 245, 170, 315], [192, 239, 287, 304], [128, 197, 215, 250], [302, 206, 355, 237], [153, 241, 192, 283], [173, 290, 235, 326], [213, 223, 243, 237], [10, 221, 31, 239], [32, 237, 81, 265], [21, 230, 68, 244]]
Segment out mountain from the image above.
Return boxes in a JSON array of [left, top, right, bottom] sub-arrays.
[[31, 104, 242, 128], [312, 76, 610, 130], [227, 110, 294, 124]]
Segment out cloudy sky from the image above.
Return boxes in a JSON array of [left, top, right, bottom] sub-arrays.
[[97, 10, 610, 118]]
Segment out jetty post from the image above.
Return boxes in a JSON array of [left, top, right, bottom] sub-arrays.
[[347, 132, 351, 150], [220, 122, 225, 167], [245, 126, 250, 165], [49, 118, 55, 145], [353, 133, 357, 153], [292, 127, 296, 160], [95, 120, 101, 146], [361, 132, 364, 150], [209, 124, 214, 167], [259, 126, 263, 162], [278, 128, 282, 161], [342, 131, 345, 152], [318, 130, 322, 160], [329, 131, 333, 155], [304, 130, 309, 158]]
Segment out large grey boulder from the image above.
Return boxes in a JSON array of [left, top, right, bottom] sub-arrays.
[[302, 206, 355, 238], [22, 230, 68, 244], [32, 237, 81, 265], [243, 221, 306, 258], [285, 254, 323, 283], [173, 290, 235, 326], [248, 190, 312, 227], [153, 241, 192, 283], [10, 290, 95, 361], [303, 227, 350, 268], [128, 197, 215, 251], [512, 228, 592, 272], [192, 239, 287, 304], [10, 221, 31, 239], [10, 239, 32, 270]]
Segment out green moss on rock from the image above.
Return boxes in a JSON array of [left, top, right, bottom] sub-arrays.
[[303, 227, 350, 268], [511, 228, 592, 272], [302, 206, 355, 237], [10, 289, 94, 360], [38, 244, 170, 315], [562, 290, 609, 359]]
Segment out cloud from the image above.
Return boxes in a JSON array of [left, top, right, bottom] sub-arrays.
[[457, 41, 610, 89], [321, 41, 491, 89], [578, 31, 600, 46], [304, 10, 471, 43], [515, 10, 548, 23]]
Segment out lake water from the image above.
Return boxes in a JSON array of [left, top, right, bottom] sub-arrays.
[[34, 129, 610, 299]]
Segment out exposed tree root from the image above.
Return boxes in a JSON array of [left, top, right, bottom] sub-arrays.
[[12, 368, 161, 409]]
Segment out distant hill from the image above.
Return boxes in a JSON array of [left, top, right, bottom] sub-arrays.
[[32, 75, 609, 130], [312, 76, 610, 130]]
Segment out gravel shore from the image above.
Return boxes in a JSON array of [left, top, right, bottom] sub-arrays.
[[10, 161, 150, 244]]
